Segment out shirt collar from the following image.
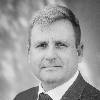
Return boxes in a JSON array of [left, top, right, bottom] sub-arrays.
[[38, 71, 79, 100]]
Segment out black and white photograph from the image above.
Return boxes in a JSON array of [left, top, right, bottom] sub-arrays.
[[0, 0, 100, 100]]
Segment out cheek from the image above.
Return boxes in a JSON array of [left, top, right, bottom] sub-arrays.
[[29, 52, 42, 78], [30, 50, 44, 69], [30, 49, 43, 61], [59, 50, 78, 67]]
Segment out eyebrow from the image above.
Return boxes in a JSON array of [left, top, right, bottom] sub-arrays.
[[32, 41, 49, 46], [54, 40, 70, 44]]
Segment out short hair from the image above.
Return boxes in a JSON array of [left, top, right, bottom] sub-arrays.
[[28, 5, 81, 52]]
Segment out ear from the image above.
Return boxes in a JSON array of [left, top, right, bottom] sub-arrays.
[[77, 42, 84, 63], [27, 42, 31, 63], [28, 51, 31, 63], [77, 42, 84, 57]]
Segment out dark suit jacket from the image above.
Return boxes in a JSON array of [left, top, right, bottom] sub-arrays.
[[14, 73, 100, 100]]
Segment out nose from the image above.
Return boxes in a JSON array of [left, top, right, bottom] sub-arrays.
[[45, 57, 56, 63], [45, 46, 57, 63]]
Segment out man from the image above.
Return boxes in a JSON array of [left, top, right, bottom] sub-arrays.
[[14, 4, 100, 100]]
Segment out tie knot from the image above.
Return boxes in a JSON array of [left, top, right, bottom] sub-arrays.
[[38, 92, 53, 100]]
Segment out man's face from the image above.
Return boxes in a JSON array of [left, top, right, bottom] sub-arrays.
[[29, 20, 81, 86]]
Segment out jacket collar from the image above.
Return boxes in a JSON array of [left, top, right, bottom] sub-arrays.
[[32, 86, 39, 100], [61, 73, 86, 100]]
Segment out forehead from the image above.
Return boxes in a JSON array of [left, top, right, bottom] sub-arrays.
[[31, 20, 75, 43]]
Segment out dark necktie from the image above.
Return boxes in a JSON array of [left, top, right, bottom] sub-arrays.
[[38, 92, 53, 100]]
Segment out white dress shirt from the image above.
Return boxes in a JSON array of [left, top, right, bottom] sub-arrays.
[[38, 71, 79, 100]]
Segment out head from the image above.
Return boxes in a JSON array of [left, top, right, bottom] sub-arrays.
[[28, 5, 83, 90]]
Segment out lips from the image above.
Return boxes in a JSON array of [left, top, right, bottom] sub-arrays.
[[41, 65, 62, 69], [53, 66, 62, 67]]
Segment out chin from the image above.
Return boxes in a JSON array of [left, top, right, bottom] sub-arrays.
[[40, 75, 63, 85]]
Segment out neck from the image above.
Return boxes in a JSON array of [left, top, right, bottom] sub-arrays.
[[41, 81, 62, 92]]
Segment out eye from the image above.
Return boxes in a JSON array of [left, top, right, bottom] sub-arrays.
[[36, 42, 48, 49], [55, 42, 68, 49]]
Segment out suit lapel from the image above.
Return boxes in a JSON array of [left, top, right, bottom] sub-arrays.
[[32, 86, 39, 100], [61, 73, 86, 100]]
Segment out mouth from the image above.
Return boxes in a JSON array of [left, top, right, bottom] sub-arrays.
[[41, 65, 62, 69], [53, 66, 62, 67]]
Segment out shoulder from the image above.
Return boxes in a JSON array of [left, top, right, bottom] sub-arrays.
[[14, 86, 39, 100], [81, 82, 100, 100]]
